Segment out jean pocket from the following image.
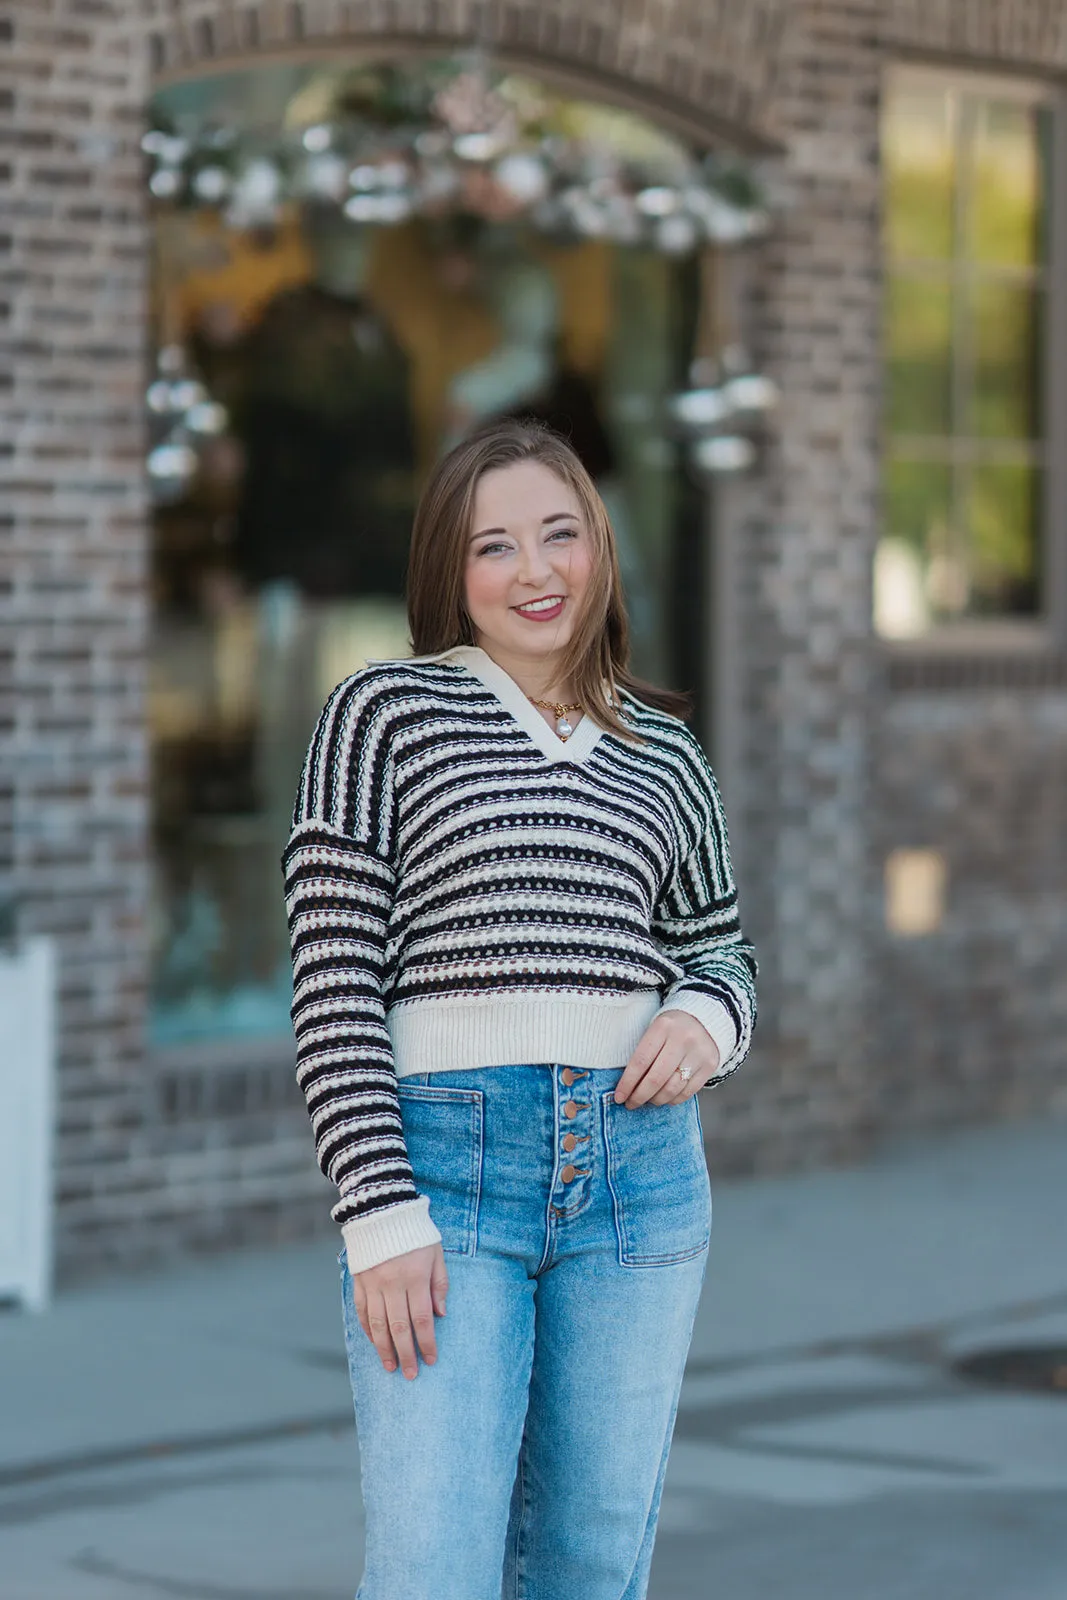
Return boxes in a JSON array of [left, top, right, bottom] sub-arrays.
[[396, 1082, 484, 1256], [601, 1090, 712, 1267]]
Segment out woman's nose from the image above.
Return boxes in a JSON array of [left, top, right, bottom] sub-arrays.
[[516, 544, 552, 584]]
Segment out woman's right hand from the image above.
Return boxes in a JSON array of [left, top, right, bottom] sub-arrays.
[[350, 1242, 449, 1379]]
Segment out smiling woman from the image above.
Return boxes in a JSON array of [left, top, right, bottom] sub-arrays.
[[281, 415, 757, 1599], [406, 417, 697, 742]]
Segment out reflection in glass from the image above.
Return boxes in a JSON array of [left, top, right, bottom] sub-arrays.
[[878, 73, 1049, 637], [883, 83, 955, 262], [968, 99, 1047, 268], [965, 281, 1042, 440], [147, 77, 700, 1045], [966, 462, 1040, 616], [885, 274, 952, 435]]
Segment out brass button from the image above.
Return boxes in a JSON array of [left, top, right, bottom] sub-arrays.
[[560, 1164, 577, 1183], [563, 1100, 579, 1119], [562, 1132, 577, 1152], [561, 1067, 576, 1086]]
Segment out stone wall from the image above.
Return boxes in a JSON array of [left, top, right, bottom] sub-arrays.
[[2, 0, 1065, 1279]]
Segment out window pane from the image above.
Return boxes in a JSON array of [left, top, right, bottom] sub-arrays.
[[964, 281, 1042, 439], [964, 462, 1040, 615], [883, 82, 955, 262], [877, 457, 958, 635], [885, 273, 952, 435], [967, 98, 1047, 269]]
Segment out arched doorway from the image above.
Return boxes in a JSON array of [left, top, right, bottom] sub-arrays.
[[143, 51, 770, 1048]]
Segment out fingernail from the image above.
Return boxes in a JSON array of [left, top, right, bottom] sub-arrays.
[[384, 1361, 396, 1372]]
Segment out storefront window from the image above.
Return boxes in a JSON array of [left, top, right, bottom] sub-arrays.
[[877, 69, 1053, 637], [144, 57, 753, 1047]]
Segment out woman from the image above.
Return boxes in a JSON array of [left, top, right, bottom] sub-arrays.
[[282, 419, 757, 1600]]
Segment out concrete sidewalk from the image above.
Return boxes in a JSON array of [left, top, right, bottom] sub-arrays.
[[1, 1115, 1066, 1599]]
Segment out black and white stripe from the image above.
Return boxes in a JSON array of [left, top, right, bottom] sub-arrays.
[[282, 655, 758, 1237]]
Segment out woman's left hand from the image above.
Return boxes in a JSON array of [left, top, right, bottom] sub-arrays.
[[613, 1010, 721, 1107]]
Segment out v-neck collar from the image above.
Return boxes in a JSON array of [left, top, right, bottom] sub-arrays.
[[371, 644, 610, 765]]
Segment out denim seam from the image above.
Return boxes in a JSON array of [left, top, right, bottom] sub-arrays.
[[535, 1068, 563, 1273], [509, 1424, 532, 1600]]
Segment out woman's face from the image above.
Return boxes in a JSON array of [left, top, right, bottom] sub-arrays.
[[463, 459, 595, 671]]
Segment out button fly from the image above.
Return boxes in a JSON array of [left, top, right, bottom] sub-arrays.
[[552, 1078, 593, 1225]]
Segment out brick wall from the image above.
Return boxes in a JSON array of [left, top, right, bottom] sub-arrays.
[[874, 686, 1067, 1134], [1, 0, 157, 1273], [140, 0, 791, 150], [870, 0, 1067, 1138], [3, 0, 1065, 1279], [702, 0, 886, 1176], [882, 0, 1067, 70]]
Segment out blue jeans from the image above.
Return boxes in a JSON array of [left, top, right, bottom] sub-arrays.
[[339, 1062, 712, 1600]]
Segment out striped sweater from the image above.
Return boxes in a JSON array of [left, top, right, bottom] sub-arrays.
[[282, 643, 757, 1272]]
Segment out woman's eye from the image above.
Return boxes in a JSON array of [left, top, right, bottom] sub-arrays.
[[474, 528, 577, 556]]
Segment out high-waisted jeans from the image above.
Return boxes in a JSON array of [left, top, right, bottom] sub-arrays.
[[339, 1062, 713, 1600]]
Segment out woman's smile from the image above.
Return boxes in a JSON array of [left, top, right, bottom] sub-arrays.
[[512, 595, 566, 620]]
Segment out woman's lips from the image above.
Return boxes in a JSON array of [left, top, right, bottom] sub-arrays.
[[513, 597, 566, 621]]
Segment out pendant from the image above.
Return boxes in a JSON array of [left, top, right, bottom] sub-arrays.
[[556, 716, 573, 740]]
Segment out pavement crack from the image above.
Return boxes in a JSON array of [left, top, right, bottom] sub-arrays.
[[682, 1287, 1067, 1379], [0, 1413, 354, 1493], [717, 1434, 994, 1480], [676, 1377, 959, 1440]]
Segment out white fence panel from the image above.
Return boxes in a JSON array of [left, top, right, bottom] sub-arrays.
[[0, 937, 56, 1311]]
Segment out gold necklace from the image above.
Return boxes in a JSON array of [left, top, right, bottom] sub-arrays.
[[528, 696, 583, 741]]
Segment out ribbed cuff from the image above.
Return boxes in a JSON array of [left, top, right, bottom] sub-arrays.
[[341, 1195, 443, 1275], [655, 994, 738, 1075]]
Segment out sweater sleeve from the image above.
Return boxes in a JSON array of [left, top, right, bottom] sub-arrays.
[[281, 673, 442, 1273], [651, 736, 758, 1085]]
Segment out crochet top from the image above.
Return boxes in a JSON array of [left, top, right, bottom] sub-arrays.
[[282, 644, 757, 1272]]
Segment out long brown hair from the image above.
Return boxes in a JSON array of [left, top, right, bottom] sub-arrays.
[[405, 419, 692, 744]]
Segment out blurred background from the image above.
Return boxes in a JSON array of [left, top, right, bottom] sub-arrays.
[[1, 2, 1066, 1597]]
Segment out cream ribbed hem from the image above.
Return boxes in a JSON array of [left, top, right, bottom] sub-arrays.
[[342, 1195, 442, 1275], [387, 989, 665, 1077]]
